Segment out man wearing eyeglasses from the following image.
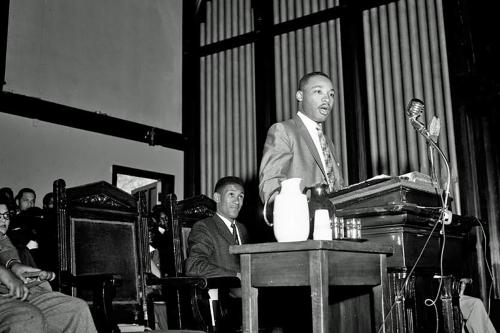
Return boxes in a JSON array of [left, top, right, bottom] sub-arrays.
[[0, 200, 98, 333]]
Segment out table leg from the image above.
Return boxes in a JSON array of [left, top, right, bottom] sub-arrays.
[[241, 253, 258, 333], [309, 250, 329, 333], [373, 254, 392, 333]]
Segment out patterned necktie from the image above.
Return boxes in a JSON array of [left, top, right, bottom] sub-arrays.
[[316, 123, 337, 192], [231, 221, 240, 245]]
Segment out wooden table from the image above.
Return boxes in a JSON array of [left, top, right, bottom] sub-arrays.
[[230, 240, 393, 333]]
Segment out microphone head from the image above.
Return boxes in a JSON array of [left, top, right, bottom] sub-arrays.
[[406, 98, 424, 119]]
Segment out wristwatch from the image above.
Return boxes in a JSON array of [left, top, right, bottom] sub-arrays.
[[5, 258, 21, 270]]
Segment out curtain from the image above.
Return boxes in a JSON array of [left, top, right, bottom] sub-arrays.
[[199, 0, 256, 194], [362, 0, 460, 211]]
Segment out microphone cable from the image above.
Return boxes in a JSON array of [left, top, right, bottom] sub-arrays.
[[423, 211, 447, 333], [474, 217, 496, 315], [377, 212, 443, 333]]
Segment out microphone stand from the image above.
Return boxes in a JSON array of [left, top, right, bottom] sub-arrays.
[[410, 118, 452, 223], [408, 113, 454, 330], [428, 145, 437, 186]]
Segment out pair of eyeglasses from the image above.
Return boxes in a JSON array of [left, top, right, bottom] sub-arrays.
[[0, 212, 10, 220]]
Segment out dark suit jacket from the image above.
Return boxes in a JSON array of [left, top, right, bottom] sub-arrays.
[[259, 114, 344, 203], [185, 214, 248, 277]]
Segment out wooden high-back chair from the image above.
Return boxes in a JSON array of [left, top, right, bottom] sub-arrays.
[[54, 179, 149, 332], [146, 193, 240, 332]]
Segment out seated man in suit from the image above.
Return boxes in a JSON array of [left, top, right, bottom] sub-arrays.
[[0, 199, 97, 333], [185, 176, 248, 331], [185, 176, 248, 278]]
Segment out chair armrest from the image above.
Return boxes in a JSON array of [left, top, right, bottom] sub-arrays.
[[147, 276, 241, 332], [59, 271, 121, 333], [59, 271, 122, 291], [68, 273, 122, 288], [147, 275, 240, 290]]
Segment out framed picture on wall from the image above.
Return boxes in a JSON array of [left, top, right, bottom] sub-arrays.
[[112, 165, 174, 212]]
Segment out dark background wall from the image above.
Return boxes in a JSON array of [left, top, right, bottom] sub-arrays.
[[444, 0, 500, 326]]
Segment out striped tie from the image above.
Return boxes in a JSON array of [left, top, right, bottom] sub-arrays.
[[316, 123, 337, 192], [231, 221, 240, 245]]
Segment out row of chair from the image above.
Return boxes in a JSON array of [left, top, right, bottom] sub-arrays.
[[53, 179, 239, 332]]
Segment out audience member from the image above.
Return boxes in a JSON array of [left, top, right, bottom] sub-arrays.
[[0, 187, 16, 214], [7, 207, 44, 267], [36, 192, 58, 274], [148, 206, 164, 278], [0, 201, 11, 239], [459, 278, 497, 333], [42, 193, 54, 210], [9, 188, 46, 268], [149, 204, 167, 252], [0, 199, 98, 332], [10, 188, 39, 264], [15, 188, 36, 212], [146, 205, 168, 329]]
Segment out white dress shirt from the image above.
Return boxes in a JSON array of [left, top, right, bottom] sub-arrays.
[[216, 213, 241, 245], [297, 111, 328, 174]]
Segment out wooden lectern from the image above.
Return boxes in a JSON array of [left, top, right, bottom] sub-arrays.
[[330, 177, 474, 333]]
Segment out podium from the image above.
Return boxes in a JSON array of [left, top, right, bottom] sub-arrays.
[[330, 177, 474, 333]]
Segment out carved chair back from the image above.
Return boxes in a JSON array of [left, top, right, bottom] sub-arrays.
[[54, 179, 149, 323]]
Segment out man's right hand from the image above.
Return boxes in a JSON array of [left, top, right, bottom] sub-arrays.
[[10, 262, 41, 283], [0, 266, 29, 301]]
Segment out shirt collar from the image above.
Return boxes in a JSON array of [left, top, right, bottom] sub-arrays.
[[216, 213, 234, 230], [297, 111, 321, 132]]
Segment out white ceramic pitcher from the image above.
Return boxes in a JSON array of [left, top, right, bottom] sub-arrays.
[[263, 178, 310, 242]]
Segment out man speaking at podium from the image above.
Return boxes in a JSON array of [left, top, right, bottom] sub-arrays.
[[259, 71, 344, 204], [258, 71, 346, 331]]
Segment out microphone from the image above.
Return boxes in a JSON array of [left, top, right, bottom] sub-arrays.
[[406, 98, 424, 118], [406, 99, 430, 139]]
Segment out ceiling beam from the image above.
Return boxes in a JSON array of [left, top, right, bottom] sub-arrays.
[[0, 91, 188, 151]]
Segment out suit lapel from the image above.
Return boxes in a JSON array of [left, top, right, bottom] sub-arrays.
[[212, 214, 235, 244], [292, 115, 328, 179], [236, 221, 247, 244]]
